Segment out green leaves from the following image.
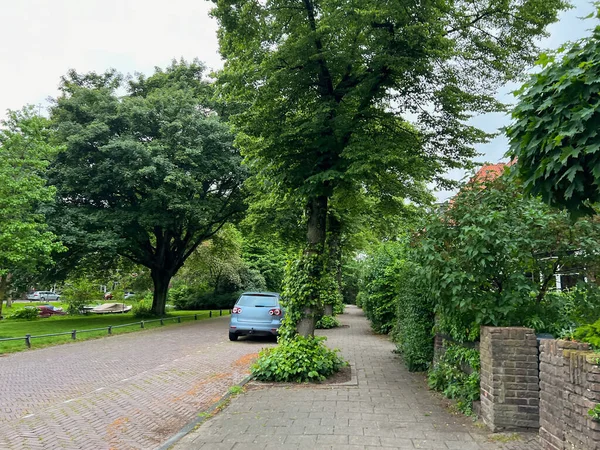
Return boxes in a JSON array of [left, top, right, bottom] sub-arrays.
[[251, 335, 346, 382], [417, 176, 600, 341], [0, 107, 64, 283], [508, 18, 600, 215], [48, 62, 247, 314]]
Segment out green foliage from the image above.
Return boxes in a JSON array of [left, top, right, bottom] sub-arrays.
[[48, 61, 247, 316], [508, 13, 600, 215], [0, 107, 64, 314], [132, 298, 153, 318], [212, 0, 568, 339], [573, 318, 600, 348], [428, 344, 481, 415], [588, 404, 600, 422], [392, 262, 435, 372], [251, 335, 346, 382], [278, 252, 330, 340], [333, 302, 345, 315], [562, 284, 600, 327], [417, 176, 600, 342], [61, 277, 101, 315], [10, 306, 40, 320], [316, 315, 340, 330], [359, 242, 405, 334]]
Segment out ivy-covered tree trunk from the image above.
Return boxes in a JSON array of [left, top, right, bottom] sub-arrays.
[[296, 195, 328, 337]]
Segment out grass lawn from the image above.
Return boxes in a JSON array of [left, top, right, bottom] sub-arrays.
[[0, 302, 230, 354]]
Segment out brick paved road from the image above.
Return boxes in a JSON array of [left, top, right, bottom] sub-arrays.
[[174, 306, 541, 450], [0, 316, 274, 450]]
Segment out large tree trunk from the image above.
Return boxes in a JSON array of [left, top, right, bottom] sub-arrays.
[[297, 195, 328, 336], [150, 268, 172, 316]]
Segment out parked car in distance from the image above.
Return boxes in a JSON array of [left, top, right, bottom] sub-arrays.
[[37, 305, 65, 318], [28, 291, 60, 302], [229, 292, 283, 341], [124, 291, 135, 299]]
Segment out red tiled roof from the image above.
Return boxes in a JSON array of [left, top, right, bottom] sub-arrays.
[[471, 163, 509, 183]]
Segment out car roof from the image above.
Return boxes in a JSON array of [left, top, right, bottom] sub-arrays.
[[241, 292, 280, 297]]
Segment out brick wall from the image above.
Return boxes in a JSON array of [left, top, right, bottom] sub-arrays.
[[480, 327, 540, 432], [539, 339, 600, 450]]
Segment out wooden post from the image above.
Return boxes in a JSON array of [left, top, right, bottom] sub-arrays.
[[160, 318, 164, 326], [25, 334, 31, 348], [71, 330, 77, 340], [194, 314, 197, 320], [177, 317, 181, 323], [220, 310, 222, 316], [209, 311, 212, 318], [141, 321, 145, 329], [108, 326, 112, 335]]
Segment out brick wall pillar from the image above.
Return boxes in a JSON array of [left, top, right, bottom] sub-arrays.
[[480, 327, 540, 431]]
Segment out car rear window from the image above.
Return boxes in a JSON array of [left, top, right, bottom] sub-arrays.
[[236, 295, 279, 307]]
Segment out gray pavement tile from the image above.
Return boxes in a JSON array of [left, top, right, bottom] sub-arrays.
[[284, 434, 317, 445], [168, 306, 542, 450], [350, 435, 382, 446], [316, 434, 350, 445]]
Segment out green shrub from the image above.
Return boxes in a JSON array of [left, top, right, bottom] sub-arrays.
[[392, 262, 434, 372], [10, 306, 40, 320], [316, 315, 340, 329], [428, 344, 480, 415], [170, 284, 239, 310], [132, 298, 154, 318], [573, 318, 600, 348], [359, 242, 404, 334], [333, 302, 345, 315], [252, 335, 346, 382], [61, 277, 101, 315]]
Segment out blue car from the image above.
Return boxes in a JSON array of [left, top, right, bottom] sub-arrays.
[[229, 292, 283, 341]]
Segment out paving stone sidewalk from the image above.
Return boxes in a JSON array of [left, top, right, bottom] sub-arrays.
[[0, 316, 274, 450], [173, 305, 541, 450]]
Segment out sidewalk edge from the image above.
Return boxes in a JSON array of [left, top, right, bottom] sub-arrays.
[[156, 374, 254, 450]]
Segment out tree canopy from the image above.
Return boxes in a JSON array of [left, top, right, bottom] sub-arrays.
[[0, 107, 63, 316], [48, 61, 247, 315], [508, 13, 600, 215], [211, 0, 570, 336]]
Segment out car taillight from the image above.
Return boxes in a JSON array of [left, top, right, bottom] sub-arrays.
[[269, 308, 282, 316], [232, 307, 242, 314]]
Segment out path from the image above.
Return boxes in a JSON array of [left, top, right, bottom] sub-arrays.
[[0, 316, 274, 449], [174, 306, 541, 450]]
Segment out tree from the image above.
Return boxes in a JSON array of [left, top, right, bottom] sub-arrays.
[[418, 175, 600, 342], [211, 0, 570, 336], [508, 13, 600, 215], [48, 62, 246, 315], [0, 107, 63, 317]]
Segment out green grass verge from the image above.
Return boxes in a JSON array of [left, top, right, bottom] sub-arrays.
[[0, 304, 230, 354]]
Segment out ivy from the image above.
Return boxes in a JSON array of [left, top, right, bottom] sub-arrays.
[[316, 315, 341, 329], [253, 251, 347, 382], [428, 344, 480, 415], [251, 335, 346, 382]]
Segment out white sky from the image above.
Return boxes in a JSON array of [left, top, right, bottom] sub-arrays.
[[0, 0, 596, 199]]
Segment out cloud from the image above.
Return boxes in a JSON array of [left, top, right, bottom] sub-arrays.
[[0, 0, 222, 118]]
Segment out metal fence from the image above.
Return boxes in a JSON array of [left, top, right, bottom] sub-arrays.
[[0, 310, 229, 349]]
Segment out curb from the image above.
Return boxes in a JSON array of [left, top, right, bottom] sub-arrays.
[[156, 374, 254, 450]]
